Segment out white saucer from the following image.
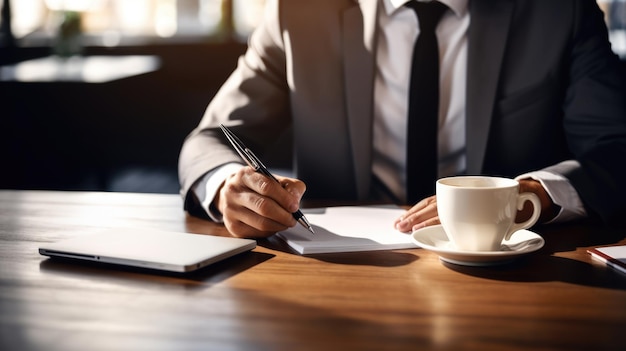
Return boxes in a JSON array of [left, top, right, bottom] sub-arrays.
[[411, 225, 545, 266]]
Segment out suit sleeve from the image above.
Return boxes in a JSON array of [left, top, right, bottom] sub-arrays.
[[178, 0, 292, 212], [560, 0, 626, 225]]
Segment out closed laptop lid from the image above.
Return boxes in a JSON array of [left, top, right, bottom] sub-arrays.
[[39, 228, 256, 273]]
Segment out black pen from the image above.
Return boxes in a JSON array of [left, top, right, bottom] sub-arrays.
[[219, 124, 315, 234]]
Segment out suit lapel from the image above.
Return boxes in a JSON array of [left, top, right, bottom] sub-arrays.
[[343, 0, 378, 199], [466, 0, 514, 174]]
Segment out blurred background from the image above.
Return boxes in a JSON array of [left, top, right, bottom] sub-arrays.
[[0, 0, 625, 195]]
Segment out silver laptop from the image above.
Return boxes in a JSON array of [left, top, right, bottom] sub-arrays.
[[39, 228, 256, 273]]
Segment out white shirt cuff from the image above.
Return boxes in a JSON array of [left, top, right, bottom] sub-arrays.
[[515, 170, 587, 223], [194, 163, 245, 222]]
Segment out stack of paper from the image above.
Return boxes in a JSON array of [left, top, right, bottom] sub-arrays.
[[276, 206, 418, 255]]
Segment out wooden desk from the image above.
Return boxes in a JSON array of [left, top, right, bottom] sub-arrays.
[[1, 190, 625, 350]]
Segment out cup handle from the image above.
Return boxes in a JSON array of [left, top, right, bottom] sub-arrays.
[[505, 192, 541, 241]]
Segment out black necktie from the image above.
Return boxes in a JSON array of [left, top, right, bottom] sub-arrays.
[[405, 1, 448, 204]]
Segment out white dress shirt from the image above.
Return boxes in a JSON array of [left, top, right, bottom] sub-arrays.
[[195, 0, 587, 223], [373, 0, 586, 222], [373, 0, 468, 203]]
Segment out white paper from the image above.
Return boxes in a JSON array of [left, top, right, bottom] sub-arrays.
[[276, 206, 418, 254]]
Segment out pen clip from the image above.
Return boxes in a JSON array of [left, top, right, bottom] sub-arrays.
[[219, 124, 250, 164], [219, 124, 269, 174], [243, 148, 264, 170]]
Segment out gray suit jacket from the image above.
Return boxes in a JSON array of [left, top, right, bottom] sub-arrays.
[[179, 0, 626, 225]]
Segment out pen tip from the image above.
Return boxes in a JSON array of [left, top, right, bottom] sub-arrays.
[[297, 215, 314, 234]]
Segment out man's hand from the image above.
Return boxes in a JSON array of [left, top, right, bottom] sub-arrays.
[[394, 195, 440, 233], [517, 178, 560, 223], [215, 167, 306, 238], [393, 179, 559, 233]]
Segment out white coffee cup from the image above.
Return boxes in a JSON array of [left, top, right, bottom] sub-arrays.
[[436, 176, 541, 252]]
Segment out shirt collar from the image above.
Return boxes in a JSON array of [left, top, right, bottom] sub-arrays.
[[384, 0, 468, 18]]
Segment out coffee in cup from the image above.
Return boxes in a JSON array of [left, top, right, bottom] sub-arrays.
[[436, 176, 541, 252]]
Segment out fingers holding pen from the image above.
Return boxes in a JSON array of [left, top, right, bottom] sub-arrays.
[[218, 168, 302, 238]]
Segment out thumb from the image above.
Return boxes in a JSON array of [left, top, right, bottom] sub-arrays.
[[276, 176, 307, 200]]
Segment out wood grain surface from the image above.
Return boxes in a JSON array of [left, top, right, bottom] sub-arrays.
[[1, 190, 625, 351]]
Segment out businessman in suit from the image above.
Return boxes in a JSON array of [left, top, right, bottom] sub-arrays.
[[179, 0, 626, 238]]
